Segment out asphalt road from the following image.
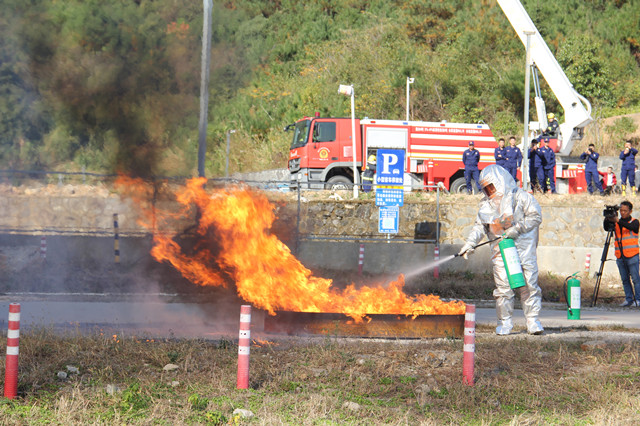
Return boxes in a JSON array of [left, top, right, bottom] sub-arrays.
[[0, 298, 639, 340]]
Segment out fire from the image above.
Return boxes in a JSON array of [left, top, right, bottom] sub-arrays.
[[116, 177, 465, 319]]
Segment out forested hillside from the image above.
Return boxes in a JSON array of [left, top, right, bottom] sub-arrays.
[[1, 0, 639, 177]]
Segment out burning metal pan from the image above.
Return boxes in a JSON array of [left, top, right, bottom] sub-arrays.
[[263, 311, 464, 339]]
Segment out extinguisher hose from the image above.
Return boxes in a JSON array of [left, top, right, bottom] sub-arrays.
[[563, 276, 572, 316], [454, 237, 501, 257]]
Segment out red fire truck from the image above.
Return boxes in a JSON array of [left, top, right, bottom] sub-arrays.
[[287, 116, 499, 192]]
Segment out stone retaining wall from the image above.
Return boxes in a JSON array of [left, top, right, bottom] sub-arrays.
[[0, 189, 617, 277]]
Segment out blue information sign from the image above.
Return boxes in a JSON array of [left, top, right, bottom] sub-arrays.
[[375, 188, 404, 207], [378, 206, 399, 234]]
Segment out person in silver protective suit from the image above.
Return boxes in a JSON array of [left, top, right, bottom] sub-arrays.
[[458, 165, 544, 335]]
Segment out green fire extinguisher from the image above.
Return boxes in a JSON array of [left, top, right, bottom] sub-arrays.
[[498, 238, 526, 289], [564, 273, 581, 320]]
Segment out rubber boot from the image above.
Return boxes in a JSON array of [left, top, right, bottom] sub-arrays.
[[633, 186, 637, 196], [622, 184, 627, 196]]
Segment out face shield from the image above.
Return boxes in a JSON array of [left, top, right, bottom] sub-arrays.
[[482, 182, 497, 199]]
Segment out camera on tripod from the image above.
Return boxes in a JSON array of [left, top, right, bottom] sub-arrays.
[[603, 204, 619, 231], [604, 204, 620, 218]]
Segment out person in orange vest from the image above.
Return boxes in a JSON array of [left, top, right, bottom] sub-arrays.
[[604, 200, 640, 306]]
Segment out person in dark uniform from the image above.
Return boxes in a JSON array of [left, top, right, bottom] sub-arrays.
[[580, 144, 604, 195], [504, 136, 522, 183], [619, 141, 638, 196], [536, 139, 556, 194], [462, 141, 481, 194], [529, 140, 541, 192], [542, 113, 559, 138], [494, 138, 507, 168], [362, 154, 376, 192]]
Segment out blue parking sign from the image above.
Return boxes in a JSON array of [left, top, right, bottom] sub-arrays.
[[376, 149, 405, 186], [375, 149, 405, 207]]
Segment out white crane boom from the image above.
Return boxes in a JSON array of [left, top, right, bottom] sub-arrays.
[[497, 0, 593, 155]]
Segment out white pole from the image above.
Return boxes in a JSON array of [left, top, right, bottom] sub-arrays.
[[405, 77, 414, 122], [522, 31, 535, 191], [350, 86, 359, 199], [197, 0, 213, 178], [225, 129, 235, 178]]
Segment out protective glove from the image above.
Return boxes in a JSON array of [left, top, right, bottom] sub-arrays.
[[502, 226, 519, 239], [458, 243, 475, 260]]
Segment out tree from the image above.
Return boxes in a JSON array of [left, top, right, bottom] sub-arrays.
[[557, 34, 613, 106]]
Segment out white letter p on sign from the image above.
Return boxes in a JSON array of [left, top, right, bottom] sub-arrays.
[[381, 154, 398, 175]]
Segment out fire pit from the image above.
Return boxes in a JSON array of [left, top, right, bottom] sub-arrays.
[[263, 311, 464, 338]]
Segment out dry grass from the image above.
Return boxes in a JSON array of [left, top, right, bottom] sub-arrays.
[[1, 329, 639, 424]]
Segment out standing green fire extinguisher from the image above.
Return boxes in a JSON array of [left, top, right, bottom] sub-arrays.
[[564, 273, 581, 320], [498, 238, 526, 289]]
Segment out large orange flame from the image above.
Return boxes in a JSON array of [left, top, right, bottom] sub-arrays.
[[117, 177, 465, 319]]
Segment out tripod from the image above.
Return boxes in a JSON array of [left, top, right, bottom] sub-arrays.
[[591, 229, 614, 307]]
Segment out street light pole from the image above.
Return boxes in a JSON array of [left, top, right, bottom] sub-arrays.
[[338, 84, 359, 199], [521, 30, 535, 191], [225, 129, 236, 178], [197, 0, 213, 178], [406, 77, 415, 121]]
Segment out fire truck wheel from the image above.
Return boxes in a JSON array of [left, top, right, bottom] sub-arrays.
[[450, 177, 472, 194], [325, 176, 353, 190]]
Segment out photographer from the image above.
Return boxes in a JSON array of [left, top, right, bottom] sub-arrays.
[[604, 201, 640, 307]]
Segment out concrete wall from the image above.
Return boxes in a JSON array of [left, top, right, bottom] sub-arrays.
[[0, 188, 618, 278]]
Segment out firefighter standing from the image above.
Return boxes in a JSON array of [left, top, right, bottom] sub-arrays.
[[504, 136, 522, 183], [362, 154, 376, 192], [529, 140, 541, 192], [604, 200, 640, 307], [494, 138, 507, 168], [462, 141, 481, 194], [619, 141, 638, 196], [458, 165, 544, 335], [580, 144, 604, 195], [535, 139, 556, 194]]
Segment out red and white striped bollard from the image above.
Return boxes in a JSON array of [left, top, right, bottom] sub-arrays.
[[40, 236, 47, 260], [237, 305, 251, 389], [433, 245, 440, 278], [462, 304, 475, 386], [4, 303, 21, 399], [358, 244, 365, 275], [585, 253, 591, 275]]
